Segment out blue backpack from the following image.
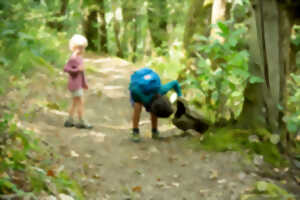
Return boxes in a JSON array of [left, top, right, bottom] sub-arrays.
[[130, 68, 161, 95]]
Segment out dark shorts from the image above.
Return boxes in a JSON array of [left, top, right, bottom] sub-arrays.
[[130, 92, 152, 112]]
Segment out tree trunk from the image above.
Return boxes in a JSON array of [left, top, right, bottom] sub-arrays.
[[147, 0, 168, 49], [47, 0, 69, 31], [112, 2, 123, 57], [210, 0, 226, 42], [183, 0, 211, 54], [59, 0, 69, 16], [121, 0, 134, 59], [238, 0, 293, 137], [83, 7, 99, 51], [132, 16, 138, 62], [121, 0, 140, 61], [98, 0, 108, 53]]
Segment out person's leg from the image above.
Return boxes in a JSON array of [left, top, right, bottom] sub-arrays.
[[150, 112, 160, 139], [70, 98, 77, 118], [64, 97, 76, 127], [133, 102, 142, 129], [131, 102, 142, 142], [76, 96, 93, 129], [77, 96, 83, 120], [150, 112, 158, 130]]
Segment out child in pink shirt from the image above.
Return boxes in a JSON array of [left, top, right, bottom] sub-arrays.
[[63, 34, 92, 129]]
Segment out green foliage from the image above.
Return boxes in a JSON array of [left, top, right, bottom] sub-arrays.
[[285, 73, 300, 134], [230, 0, 251, 23], [181, 22, 257, 122], [291, 25, 300, 69], [189, 127, 287, 167], [284, 73, 300, 155], [0, 113, 84, 199], [0, 0, 71, 95], [149, 40, 186, 81], [240, 181, 296, 200], [291, 25, 300, 47]]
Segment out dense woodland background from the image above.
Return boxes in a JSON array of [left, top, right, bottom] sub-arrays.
[[0, 0, 300, 199]]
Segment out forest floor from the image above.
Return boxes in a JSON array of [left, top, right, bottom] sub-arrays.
[[15, 55, 299, 200]]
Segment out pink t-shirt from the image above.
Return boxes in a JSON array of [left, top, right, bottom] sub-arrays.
[[64, 55, 88, 91]]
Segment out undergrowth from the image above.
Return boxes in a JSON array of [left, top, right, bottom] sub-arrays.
[[0, 113, 84, 199], [188, 126, 288, 167], [240, 181, 296, 200]]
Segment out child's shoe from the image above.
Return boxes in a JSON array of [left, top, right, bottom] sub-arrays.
[[64, 118, 74, 127], [131, 133, 141, 142], [130, 128, 141, 142], [131, 131, 141, 143], [152, 129, 160, 140], [76, 119, 93, 129]]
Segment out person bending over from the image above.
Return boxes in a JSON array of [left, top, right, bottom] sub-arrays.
[[129, 67, 182, 142]]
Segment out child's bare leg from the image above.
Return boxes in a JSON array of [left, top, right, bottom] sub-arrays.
[[133, 102, 142, 129], [77, 96, 83, 120], [150, 112, 158, 130], [131, 102, 142, 142], [151, 112, 159, 139], [76, 96, 92, 129], [69, 97, 77, 118], [65, 97, 76, 127]]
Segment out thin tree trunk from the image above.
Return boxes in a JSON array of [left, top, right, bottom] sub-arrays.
[[147, 0, 168, 49], [210, 0, 226, 42], [83, 8, 98, 51], [112, 2, 123, 57], [132, 16, 138, 62], [47, 0, 69, 31], [113, 18, 123, 57], [99, 0, 108, 53], [121, 0, 134, 58], [59, 0, 69, 16], [183, 0, 211, 54], [121, 0, 140, 61]]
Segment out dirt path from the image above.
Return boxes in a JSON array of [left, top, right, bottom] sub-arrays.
[[22, 56, 264, 200]]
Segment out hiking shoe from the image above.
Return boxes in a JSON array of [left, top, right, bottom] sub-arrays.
[[131, 132, 141, 143], [64, 120, 74, 128], [152, 131, 160, 140], [76, 121, 93, 129]]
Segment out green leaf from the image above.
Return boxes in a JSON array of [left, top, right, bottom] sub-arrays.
[[287, 122, 298, 133], [256, 181, 268, 192], [193, 35, 209, 42], [291, 73, 300, 83], [0, 178, 20, 193], [235, 0, 243, 5], [228, 36, 238, 47], [1, 29, 15, 36], [291, 35, 300, 46], [231, 69, 250, 79], [212, 91, 219, 101], [217, 22, 229, 36], [277, 104, 284, 111], [0, 57, 9, 66], [228, 54, 243, 67], [270, 135, 280, 145], [18, 32, 34, 41], [249, 76, 264, 84], [232, 91, 240, 97]]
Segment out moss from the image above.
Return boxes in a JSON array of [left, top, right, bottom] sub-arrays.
[[241, 181, 296, 200], [188, 126, 288, 167]]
